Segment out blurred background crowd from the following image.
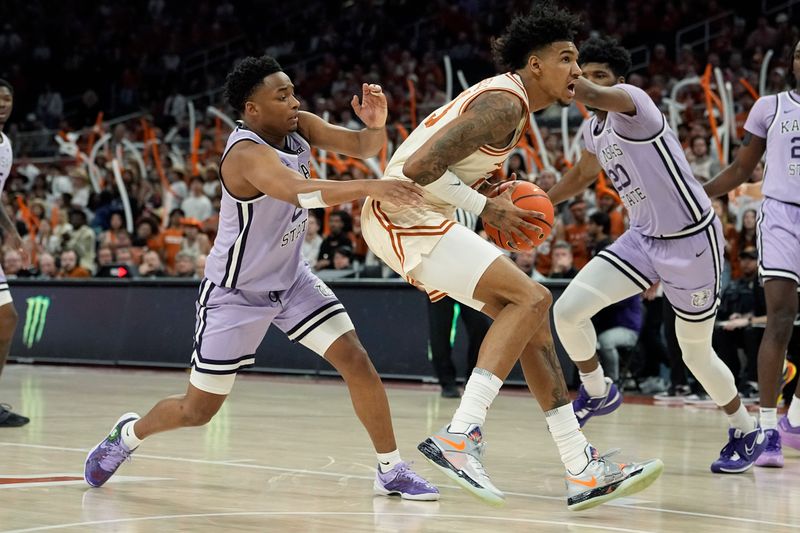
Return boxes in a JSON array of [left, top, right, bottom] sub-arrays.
[[0, 1, 798, 394]]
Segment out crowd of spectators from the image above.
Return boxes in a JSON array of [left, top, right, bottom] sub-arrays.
[[0, 1, 798, 389]]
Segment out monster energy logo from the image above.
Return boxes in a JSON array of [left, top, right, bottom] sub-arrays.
[[23, 296, 51, 348]]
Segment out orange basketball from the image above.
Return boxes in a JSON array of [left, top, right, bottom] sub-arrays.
[[483, 181, 554, 252]]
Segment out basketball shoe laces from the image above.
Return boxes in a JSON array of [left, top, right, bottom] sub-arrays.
[[392, 462, 434, 488], [469, 440, 490, 479], [98, 441, 133, 472]]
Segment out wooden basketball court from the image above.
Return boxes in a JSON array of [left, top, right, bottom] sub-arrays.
[[1, 364, 798, 532]]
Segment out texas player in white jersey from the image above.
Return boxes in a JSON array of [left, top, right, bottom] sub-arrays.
[[361, 5, 662, 510], [0, 79, 28, 428]]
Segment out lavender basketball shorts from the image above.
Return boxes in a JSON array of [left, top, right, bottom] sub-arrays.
[[596, 217, 724, 322], [757, 198, 800, 284], [189, 263, 354, 392]]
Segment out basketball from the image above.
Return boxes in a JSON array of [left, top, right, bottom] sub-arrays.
[[483, 181, 554, 251]]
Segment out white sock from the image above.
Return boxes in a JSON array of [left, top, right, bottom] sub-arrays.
[[760, 408, 778, 430], [727, 405, 756, 433], [579, 366, 607, 398], [546, 404, 590, 475], [376, 449, 402, 473], [788, 395, 800, 426], [121, 420, 143, 449], [449, 368, 502, 434]]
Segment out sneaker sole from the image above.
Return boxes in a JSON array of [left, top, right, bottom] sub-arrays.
[[568, 459, 664, 512], [417, 439, 505, 507], [372, 482, 440, 501], [84, 412, 140, 488], [754, 457, 784, 468]]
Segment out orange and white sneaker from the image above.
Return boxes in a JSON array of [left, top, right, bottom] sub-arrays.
[[777, 360, 797, 406], [566, 445, 663, 511], [417, 424, 504, 506]]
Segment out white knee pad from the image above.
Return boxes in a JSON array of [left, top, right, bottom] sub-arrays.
[[553, 279, 610, 362], [675, 317, 738, 406]]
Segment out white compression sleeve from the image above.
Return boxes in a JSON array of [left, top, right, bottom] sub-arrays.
[[553, 257, 644, 361], [674, 316, 738, 406], [422, 170, 487, 215]]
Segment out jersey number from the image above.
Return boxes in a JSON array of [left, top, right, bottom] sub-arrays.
[[791, 137, 800, 160], [606, 163, 632, 190]]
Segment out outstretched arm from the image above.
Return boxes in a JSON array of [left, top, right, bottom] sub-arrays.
[[546, 149, 602, 205], [573, 77, 636, 115], [298, 83, 387, 159], [703, 132, 767, 198], [224, 142, 422, 208]]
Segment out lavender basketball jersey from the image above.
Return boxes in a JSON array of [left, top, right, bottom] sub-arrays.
[[205, 123, 312, 291], [583, 84, 711, 237], [744, 90, 800, 204]]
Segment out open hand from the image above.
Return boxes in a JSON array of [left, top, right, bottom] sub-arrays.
[[351, 83, 387, 129]]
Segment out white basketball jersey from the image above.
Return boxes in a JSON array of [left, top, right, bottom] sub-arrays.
[[0, 132, 12, 190], [383, 72, 530, 213]]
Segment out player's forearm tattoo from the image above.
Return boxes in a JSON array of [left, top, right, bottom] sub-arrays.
[[540, 341, 570, 408], [408, 93, 521, 185]]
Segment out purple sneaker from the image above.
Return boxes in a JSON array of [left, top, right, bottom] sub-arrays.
[[373, 461, 440, 501], [777, 415, 800, 451], [710, 425, 766, 474], [572, 377, 622, 428], [755, 429, 783, 468], [84, 412, 140, 487]]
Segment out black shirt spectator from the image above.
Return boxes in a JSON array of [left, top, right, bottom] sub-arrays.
[[316, 210, 354, 270]]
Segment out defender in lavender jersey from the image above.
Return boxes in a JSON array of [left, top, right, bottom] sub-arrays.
[[0, 79, 28, 428], [549, 37, 764, 473], [705, 38, 800, 467], [85, 56, 437, 500]]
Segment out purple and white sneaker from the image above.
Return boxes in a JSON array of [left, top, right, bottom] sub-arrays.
[[777, 415, 800, 451], [755, 429, 783, 468], [373, 461, 439, 501], [710, 425, 766, 474], [572, 377, 622, 428], [84, 412, 140, 487]]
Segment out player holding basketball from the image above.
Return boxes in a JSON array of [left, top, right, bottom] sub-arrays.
[[0, 79, 28, 428], [361, 5, 662, 510], [547, 36, 766, 473], [85, 56, 440, 501], [704, 38, 800, 467]]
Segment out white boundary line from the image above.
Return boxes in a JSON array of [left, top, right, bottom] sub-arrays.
[[2, 511, 654, 533], [1, 442, 797, 529]]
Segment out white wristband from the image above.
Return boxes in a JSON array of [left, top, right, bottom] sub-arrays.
[[297, 190, 329, 208], [423, 171, 487, 215]]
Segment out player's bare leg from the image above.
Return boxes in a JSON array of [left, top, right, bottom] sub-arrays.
[[324, 330, 438, 500], [0, 302, 27, 427], [757, 279, 800, 465], [84, 383, 226, 487], [323, 330, 397, 453]]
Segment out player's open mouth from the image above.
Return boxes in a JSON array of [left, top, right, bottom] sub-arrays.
[[567, 82, 576, 97]]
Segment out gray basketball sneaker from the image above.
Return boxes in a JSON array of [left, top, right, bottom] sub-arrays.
[[417, 424, 504, 506], [566, 445, 664, 511]]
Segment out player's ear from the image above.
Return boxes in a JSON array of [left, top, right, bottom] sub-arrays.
[[244, 100, 258, 117], [618, 76, 626, 84], [527, 52, 542, 76]]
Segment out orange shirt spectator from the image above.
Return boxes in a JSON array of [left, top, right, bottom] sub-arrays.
[[57, 249, 91, 278], [558, 199, 590, 270]]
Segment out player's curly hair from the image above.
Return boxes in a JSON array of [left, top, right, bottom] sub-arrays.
[[492, 2, 582, 71], [224, 55, 283, 112], [578, 36, 632, 78]]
